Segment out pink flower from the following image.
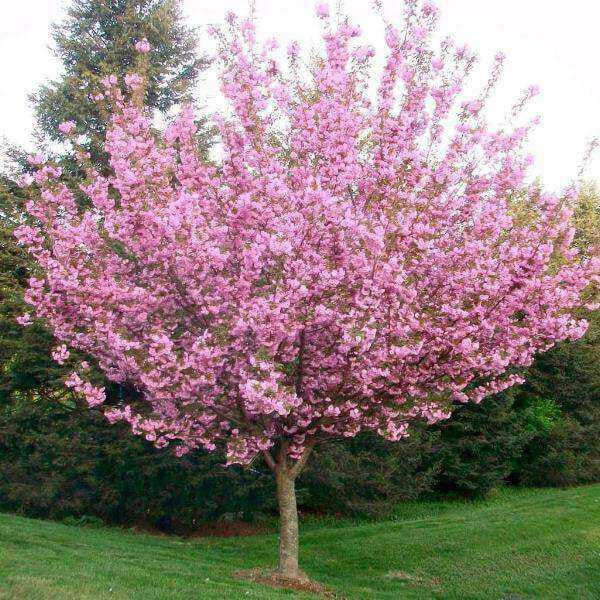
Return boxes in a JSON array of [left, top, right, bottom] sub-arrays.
[[16, 313, 33, 326], [125, 73, 143, 90], [459, 338, 479, 354], [27, 154, 44, 166], [466, 100, 482, 114], [58, 121, 76, 135], [82, 384, 106, 407], [135, 38, 151, 53], [51, 344, 70, 365], [316, 3, 329, 18], [65, 372, 83, 389], [101, 75, 118, 88], [422, 2, 438, 16], [65, 370, 105, 407], [412, 26, 427, 40], [354, 45, 376, 62], [384, 26, 400, 48], [431, 57, 444, 71], [175, 446, 190, 457], [17, 174, 34, 188], [241, 19, 256, 43], [105, 408, 124, 424]]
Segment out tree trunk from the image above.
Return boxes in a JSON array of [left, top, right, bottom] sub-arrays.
[[275, 468, 300, 579], [264, 442, 313, 579]]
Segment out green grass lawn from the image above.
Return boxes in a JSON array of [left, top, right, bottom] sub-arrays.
[[1, 485, 599, 599]]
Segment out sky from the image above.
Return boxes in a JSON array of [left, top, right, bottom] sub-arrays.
[[1, 0, 599, 191]]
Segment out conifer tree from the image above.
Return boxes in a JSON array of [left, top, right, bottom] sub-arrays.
[[29, 0, 206, 165]]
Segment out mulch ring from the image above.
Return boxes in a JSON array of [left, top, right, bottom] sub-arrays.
[[233, 568, 345, 598]]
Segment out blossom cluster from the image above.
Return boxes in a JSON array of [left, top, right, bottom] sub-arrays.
[[134, 38, 151, 53], [16, 1, 598, 465]]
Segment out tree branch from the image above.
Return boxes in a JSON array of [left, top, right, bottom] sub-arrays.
[[289, 439, 315, 479], [295, 328, 305, 398], [262, 450, 277, 471]]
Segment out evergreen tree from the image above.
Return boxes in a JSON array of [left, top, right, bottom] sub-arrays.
[[513, 312, 600, 487], [431, 392, 532, 497], [29, 0, 206, 165]]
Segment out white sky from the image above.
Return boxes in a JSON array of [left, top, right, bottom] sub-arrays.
[[1, 0, 599, 191]]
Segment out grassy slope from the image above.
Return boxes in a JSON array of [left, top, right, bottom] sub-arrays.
[[0, 485, 599, 599]]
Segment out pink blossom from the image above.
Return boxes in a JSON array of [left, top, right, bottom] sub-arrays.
[[124, 73, 143, 90], [17, 174, 34, 188], [354, 45, 376, 62], [82, 384, 106, 407], [316, 3, 329, 18], [65, 372, 83, 389], [384, 26, 400, 48], [241, 19, 256, 43], [16, 313, 33, 326], [422, 2, 438, 16], [58, 121, 76, 135], [65, 371, 105, 407], [27, 154, 44, 166], [51, 344, 70, 365], [135, 38, 151, 53], [466, 100, 482, 113]]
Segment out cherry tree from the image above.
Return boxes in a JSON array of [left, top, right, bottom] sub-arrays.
[[16, 0, 598, 581]]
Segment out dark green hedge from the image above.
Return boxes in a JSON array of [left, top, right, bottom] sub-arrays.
[[0, 395, 440, 528]]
